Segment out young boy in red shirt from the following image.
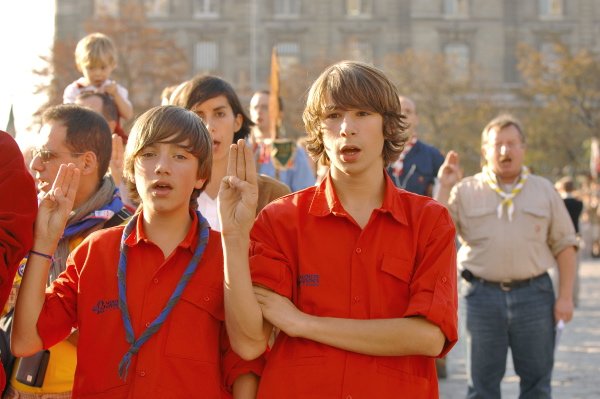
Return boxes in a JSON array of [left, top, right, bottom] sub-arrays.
[[219, 61, 458, 398], [12, 106, 261, 398]]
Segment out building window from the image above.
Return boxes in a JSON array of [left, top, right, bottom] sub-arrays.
[[195, 41, 219, 72], [194, 0, 219, 18], [145, 0, 169, 17], [274, 0, 300, 17], [347, 38, 373, 63], [444, 43, 470, 81], [275, 42, 300, 68], [539, 0, 563, 19], [443, 0, 468, 18], [346, 0, 372, 18], [94, 0, 119, 17]]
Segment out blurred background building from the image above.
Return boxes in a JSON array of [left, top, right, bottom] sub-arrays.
[[54, 0, 599, 92]]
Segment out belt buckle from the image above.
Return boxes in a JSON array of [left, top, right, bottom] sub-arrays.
[[499, 281, 512, 292]]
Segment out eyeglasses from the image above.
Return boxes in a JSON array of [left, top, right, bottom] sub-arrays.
[[31, 148, 85, 164]]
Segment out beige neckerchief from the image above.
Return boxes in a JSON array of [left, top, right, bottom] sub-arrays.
[[482, 165, 530, 222]]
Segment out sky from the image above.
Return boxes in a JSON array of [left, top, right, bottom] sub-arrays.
[[0, 2, 55, 145]]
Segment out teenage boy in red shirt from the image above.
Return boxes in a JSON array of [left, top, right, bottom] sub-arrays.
[[12, 106, 261, 398], [219, 61, 458, 398]]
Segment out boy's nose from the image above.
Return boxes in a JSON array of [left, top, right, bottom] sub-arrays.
[[340, 117, 356, 136]]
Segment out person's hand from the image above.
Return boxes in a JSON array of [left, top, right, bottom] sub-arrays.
[[218, 139, 258, 237], [554, 296, 574, 324], [109, 134, 124, 186], [34, 164, 80, 253], [103, 81, 117, 97], [254, 286, 306, 338], [437, 150, 462, 189]]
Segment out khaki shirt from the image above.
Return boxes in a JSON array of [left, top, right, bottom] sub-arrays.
[[448, 172, 577, 281]]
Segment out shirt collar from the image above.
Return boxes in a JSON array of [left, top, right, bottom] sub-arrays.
[[308, 170, 408, 226], [124, 210, 199, 253]]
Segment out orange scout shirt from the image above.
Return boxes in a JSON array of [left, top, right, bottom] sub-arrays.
[[37, 211, 262, 399], [250, 172, 458, 399]]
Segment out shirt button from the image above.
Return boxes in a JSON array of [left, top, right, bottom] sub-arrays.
[[145, 322, 151, 327], [353, 296, 360, 303], [355, 248, 362, 254], [204, 296, 210, 302], [442, 277, 447, 283], [153, 278, 159, 284], [139, 371, 146, 377], [346, 395, 352, 399]]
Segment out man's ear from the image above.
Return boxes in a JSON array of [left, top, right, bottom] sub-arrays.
[[80, 151, 98, 176]]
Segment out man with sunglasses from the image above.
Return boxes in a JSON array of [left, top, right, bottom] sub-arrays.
[[5, 104, 131, 399]]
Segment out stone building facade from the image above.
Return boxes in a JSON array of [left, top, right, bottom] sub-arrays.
[[54, 0, 600, 93]]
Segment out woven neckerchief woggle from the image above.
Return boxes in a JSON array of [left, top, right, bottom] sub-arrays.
[[482, 164, 530, 222], [117, 211, 210, 380]]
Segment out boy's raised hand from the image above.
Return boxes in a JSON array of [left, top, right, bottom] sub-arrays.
[[218, 139, 259, 237], [34, 164, 80, 253]]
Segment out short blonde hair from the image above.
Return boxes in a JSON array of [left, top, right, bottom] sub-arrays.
[[124, 106, 212, 209], [302, 61, 408, 166], [75, 32, 118, 70]]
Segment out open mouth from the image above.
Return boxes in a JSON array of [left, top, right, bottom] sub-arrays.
[[152, 181, 172, 189], [340, 145, 360, 155]]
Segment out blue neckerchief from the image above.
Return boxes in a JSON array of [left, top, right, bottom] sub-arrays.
[[117, 211, 210, 380], [63, 189, 124, 239]]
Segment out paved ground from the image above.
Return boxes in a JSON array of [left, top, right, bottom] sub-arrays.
[[439, 258, 600, 398]]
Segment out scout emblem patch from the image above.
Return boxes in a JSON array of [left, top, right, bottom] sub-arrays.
[[270, 138, 296, 171]]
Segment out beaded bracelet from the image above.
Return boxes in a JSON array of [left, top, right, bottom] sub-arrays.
[[29, 250, 54, 262]]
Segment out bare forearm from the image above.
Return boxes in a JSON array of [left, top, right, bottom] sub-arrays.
[[295, 315, 445, 357], [12, 250, 52, 356], [434, 184, 452, 207], [113, 93, 133, 120], [222, 235, 269, 359], [556, 246, 576, 300]]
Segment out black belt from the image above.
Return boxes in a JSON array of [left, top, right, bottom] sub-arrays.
[[461, 269, 547, 292]]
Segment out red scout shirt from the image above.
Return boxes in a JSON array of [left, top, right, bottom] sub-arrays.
[[37, 211, 262, 399], [249, 171, 458, 399]]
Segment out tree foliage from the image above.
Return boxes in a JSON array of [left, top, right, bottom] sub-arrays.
[[517, 41, 600, 177], [384, 50, 500, 175]]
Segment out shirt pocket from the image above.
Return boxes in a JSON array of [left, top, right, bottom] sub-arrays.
[[164, 285, 223, 362], [379, 254, 412, 317], [462, 206, 496, 243], [521, 206, 550, 242]]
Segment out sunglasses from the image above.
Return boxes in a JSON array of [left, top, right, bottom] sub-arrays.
[[31, 148, 85, 163]]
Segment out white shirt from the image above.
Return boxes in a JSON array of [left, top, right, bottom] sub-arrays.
[[197, 192, 220, 232]]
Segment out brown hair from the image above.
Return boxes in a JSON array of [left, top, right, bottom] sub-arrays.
[[302, 61, 408, 166], [172, 75, 254, 143], [123, 106, 212, 209], [42, 104, 112, 180]]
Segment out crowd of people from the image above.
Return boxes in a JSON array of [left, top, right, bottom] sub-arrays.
[[0, 31, 584, 399]]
